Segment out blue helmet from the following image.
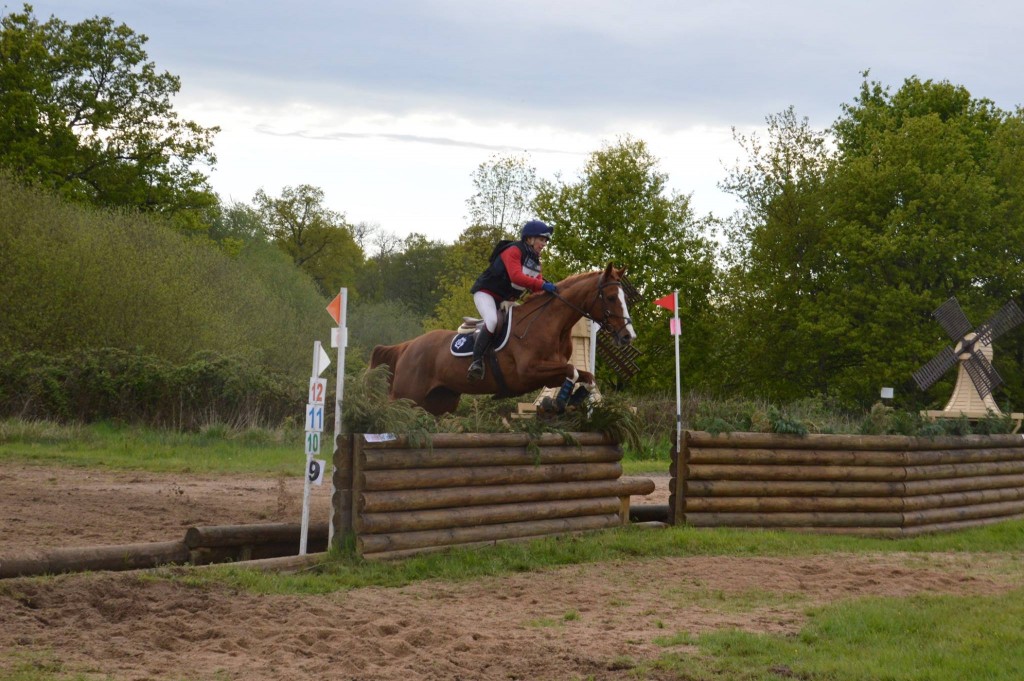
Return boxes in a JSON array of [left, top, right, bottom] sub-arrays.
[[521, 220, 553, 239]]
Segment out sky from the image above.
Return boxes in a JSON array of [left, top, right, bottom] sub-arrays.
[[18, 1, 1024, 244]]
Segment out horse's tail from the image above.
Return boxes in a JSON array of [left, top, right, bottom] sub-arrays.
[[370, 343, 404, 390]]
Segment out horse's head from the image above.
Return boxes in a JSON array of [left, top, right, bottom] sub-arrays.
[[587, 263, 637, 346]]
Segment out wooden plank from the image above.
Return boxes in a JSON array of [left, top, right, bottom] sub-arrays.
[[1, 541, 189, 578], [684, 430, 1024, 451], [903, 460, 1024, 481], [902, 499, 1024, 526], [904, 474, 1024, 495]]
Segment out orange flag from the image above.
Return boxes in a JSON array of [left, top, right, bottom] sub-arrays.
[[653, 293, 675, 312]]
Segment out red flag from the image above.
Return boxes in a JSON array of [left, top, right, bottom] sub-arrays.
[[653, 292, 675, 312]]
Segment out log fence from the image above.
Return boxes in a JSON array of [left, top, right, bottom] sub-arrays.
[[670, 430, 1024, 536], [333, 432, 655, 559]]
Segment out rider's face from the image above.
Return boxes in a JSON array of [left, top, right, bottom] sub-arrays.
[[529, 236, 549, 251]]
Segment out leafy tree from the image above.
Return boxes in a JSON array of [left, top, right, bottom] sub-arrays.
[[426, 224, 506, 331], [465, 153, 537, 233], [0, 4, 219, 215], [252, 184, 363, 296], [533, 136, 719, 391], [357, 233, 449, 319], [720, 76, 1024, 409], [716, 107, 834, 399]]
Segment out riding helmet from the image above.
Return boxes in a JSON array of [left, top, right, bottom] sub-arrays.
[[521, 220, 553, 239]]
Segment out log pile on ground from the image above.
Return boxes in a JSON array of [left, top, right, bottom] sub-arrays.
[[670, 430, 1024, 536]]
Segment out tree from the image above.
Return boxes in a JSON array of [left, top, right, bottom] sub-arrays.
[[356, 233, 449, 319], [533, 136, 719, 391], [719, 76, 1024, 408], [252, 184, 363, 296], [465, 154, 537, 234], [0, 4, 219, 214], [425, 224, 506, 331]]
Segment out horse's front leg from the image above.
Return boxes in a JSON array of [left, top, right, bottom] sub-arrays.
[[531, 361, 596, 411]]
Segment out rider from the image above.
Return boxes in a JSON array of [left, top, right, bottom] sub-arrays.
[[467, 220, 558, 381]]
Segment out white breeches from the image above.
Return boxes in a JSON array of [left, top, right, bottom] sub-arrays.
[[473, 291, 499, 333]]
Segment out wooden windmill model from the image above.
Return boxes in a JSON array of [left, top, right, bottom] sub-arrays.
[[912, 297, 1024, 428]]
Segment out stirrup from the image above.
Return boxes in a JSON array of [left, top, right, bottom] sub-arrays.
[[467, 360, 485, 381]]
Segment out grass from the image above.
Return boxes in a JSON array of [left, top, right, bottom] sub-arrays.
[[642, 588, 1024, 680], [0, 418, 300, 475]]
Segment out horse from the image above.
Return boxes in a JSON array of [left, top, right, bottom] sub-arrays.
[[370, 263, 637, 415]]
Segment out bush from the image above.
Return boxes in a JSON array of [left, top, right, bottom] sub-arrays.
[[0, 348, 300, 429]]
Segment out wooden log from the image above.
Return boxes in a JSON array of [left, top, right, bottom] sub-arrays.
[[358, 432, 615, 449], [784, 526, 907, 538], [899, 512, 1024, 536], [902, 486, 1024, 511], [357, 498, 620, 534], [333, 432, 354, 538], [902, 499, 1024, 526], [1, 541, 189, 578], [684, 430, 1024, 451], [359, 522, 619, 561], [357, 514, 621, 554], [361, 444, 622, 470], [687, 447, 911, 466], [184, 523, 328, 549], [630, 505, 670, 522], [685, 463, 908, 482], [903, 460, 1024, 480], [682, 496, 903, 513], [359, 478, 649, 512], [904, 474, 1024, 496], [187, 540, 323, 565], [683, 511, 904, 528], [683, 479, 907, 497], [358, 462, 622, 491]]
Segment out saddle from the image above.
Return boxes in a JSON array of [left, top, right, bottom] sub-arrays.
[[449, 306, 515, 357]]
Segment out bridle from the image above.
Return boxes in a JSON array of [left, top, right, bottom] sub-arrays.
[[515, 273, 632, 339]]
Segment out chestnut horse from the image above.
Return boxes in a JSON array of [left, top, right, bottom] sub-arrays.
[[370, 263, 636, 415]]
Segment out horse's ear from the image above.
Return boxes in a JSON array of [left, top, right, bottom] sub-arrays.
[[603, 261, 615, 278]]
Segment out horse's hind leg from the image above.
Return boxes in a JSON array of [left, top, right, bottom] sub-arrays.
[[422, 387, 462, 416]]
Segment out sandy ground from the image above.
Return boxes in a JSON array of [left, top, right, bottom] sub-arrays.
[[1, 462, 1021, 680]]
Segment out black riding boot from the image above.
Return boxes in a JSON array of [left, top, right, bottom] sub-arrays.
[[467, 328, 494, 381]]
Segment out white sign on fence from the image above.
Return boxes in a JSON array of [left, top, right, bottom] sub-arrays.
[[308, 458, 326, 485]]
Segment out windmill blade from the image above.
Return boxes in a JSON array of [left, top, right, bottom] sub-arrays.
[[976, 300, 1024, 346], [912, 346, 958, 391], [932, 297, 973, 342], [963, 349, 1003, 399]]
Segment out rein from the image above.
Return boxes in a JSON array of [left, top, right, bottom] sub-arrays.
[[514, 275, 630, 340]]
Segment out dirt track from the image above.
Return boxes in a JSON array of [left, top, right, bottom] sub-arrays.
[[1, 462, 1021, 680]]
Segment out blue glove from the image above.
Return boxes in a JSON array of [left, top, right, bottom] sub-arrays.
[[541, 281, 557, 294]]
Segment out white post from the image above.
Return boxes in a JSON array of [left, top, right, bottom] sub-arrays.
[[673, 291, 682, 459], [328, 288, 348, 545], [299, 341, 322, 555]]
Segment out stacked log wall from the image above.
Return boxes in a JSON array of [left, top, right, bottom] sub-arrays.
[[333, 432, 653, 559], [669, 431, 1024, 536]]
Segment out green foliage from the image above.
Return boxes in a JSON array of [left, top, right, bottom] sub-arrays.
[[719, 76, 1024, 410], [425, 223, 506, 332], [465, 153, 537, 233], [0, 348, 299, 429], [0, 4, 218, 215], [341, 365, 437, 444], [0, 174, 330, 382], [532, 135, 720, 392], [252, 184, 363, 295], [357, 233, 449, 319]]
